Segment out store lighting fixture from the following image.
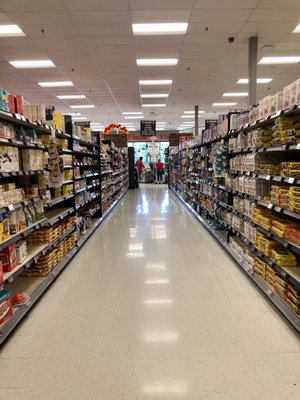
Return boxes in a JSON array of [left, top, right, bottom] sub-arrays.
[[70, 105, 95, 109], [0, 24, 25, 37], [293, 23, 300, 33], [63, 112, 81, 116], [184, 110, 205, 114], [38, 81, 74, 87], [237, 78, 272, 84], [181, 115, 199, 118], [142, 104, 166, 107], [213, 102, 237, 106], [125, 116, 144, 119], [72, 117, 87, 120], [143, 331, 178, 343], [223, 92, 248, 97], [144, 279, 169, 285], [144, 299, 173, 305], [9, 59, 55, 68], [57, 95, 86, 100], [156, 128, 165, 131], [259, 56, 300, 64], [132, 23, 188, 35], [122, 112, 143, 115], [141, 94, 168, 98], [139, 80, 172, 85], [137, 59, 178, 66]]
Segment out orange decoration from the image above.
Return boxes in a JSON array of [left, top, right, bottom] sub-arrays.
[[103, 123, 129, 135]]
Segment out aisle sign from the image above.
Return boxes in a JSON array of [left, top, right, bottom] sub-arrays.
[[141, 120, 156, 136], [205, 119, 218, 130]]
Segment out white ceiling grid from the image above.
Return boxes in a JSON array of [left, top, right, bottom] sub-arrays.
[[0, 0, 299, 129]]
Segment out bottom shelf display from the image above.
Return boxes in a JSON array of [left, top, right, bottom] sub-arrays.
[[0, 188, 128, 344], [171, 187, 300, 333]]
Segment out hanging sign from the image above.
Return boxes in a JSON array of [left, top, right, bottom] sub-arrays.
[[205, 119, 218, 130], [140, 120, 156, 136]]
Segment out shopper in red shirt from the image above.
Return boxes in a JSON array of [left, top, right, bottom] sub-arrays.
[[135, 157, 144, 182], [156, 159, 164, 184]]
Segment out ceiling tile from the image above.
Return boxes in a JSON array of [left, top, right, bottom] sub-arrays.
[[69, 11, 131, 24], [190, 9, 253, 22], [131, 10, 191, 23]]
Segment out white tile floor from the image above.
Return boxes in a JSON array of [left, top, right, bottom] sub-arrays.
[[0, 184, 300, 399]]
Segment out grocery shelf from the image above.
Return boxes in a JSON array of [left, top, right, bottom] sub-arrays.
[[229, 169, 300, 186], [63, 165, 73, 169], [0, 246, 78, 345], [171, 188, 300, 333], [55, 131, 71, 140], [101, 189, 128, 220], [0, 138, 47, 151], [75, 193, 101, 210], [112, 168, 127, 176], [101, 170, 113, 175], [62, 180, 73, 185], [0, 218, 47, 251], [44, 207, 75, 226], [75, 187, 86, 194], [47, 194, 74, 208], [0, 109, 52, 135], [0, 169, 44, 178]]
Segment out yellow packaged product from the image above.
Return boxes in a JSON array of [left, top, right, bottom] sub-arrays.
[[290, 186, 300, 196], [271, 247, 296, 263], [275, 283, 286, 298], [274, 274, 287, 288], [285, 299, 299, 314]]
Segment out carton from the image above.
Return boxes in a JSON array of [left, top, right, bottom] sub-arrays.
[[0, 290, 12, 326], [283, 85, 291, 109], [16, 240, 27, 264], [21, 149, 44, 171], [0, 243, 17, 272], [0, 146, 19, 172]]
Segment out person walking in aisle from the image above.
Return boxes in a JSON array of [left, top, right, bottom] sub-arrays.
[[135, 156, 144, 183], [156, 159, 164, 184]]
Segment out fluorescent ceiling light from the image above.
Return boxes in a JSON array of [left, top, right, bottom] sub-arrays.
[[237, 78, 272, 84], [144, 279, 169, 285], [137, 59, 178, 66], [57, 95, 86, 99], [10, 59, 55, 68], [141, 94, 168, 98], [132, 23, 188, 35], [181, 115, 199, 118], [144, 299, 173, 305], [122, 112, 143, 115], [139, 80, 172, 85], [72, 117, 87, 120], [125, 116, 144, 119], [70, 105, 95, 109], [259, 56, 300, 64], [213, 102, 237, 106], [156, 128, 165, 131], [63, 112, 81, 116], [39, 81, 74, 87], [223, 92, 248, 97], [293, 23, 300, 33], [0, 24, 25, 37], [184, 110, 205, 114], [142, 104, 166, 107]]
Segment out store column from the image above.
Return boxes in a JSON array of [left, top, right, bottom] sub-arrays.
[[248, 36, 258, 106], [194, 105, 199, 136]]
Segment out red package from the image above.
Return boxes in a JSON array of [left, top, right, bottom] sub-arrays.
[[0, 291, 13, 326], [16, 95, 24, 115], [8, 94, 16, 114], [0, 261, 3, 284], [0, 243, 17, 272]]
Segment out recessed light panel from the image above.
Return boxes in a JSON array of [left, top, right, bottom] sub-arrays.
[[223, 93, 248, 97], [122, 112, 143, 115], [39, 81, 74, 87], [142, 104, 166, 107], [63, 112, 81, 116], [0, 25, 25, 37], [70, 105, 95, 109], [293, 24, 300, 33], [139, 80, 172, 85], [141, 94, 168, 98], [137, 59, 178, 66], [57, 95, 86, 99], [10, 60, 55, 68], [72, 117, 87, 120], [259, 56, 300, 64], [125, 116, 144, 119], [213, 102, 237, 106], [237, 78, 272, 84], [132, 23, 188, 35], [184, 110, 205, 114]]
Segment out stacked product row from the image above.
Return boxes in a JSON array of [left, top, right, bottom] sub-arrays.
[[169, 98, 300, 331], [0, 106, 128, 342]]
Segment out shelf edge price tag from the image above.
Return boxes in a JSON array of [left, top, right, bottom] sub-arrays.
[[8, 204, 14, 211], [288, 177, 295, 184], [266, 175, 271, 181], [268, 203, 274, 210]]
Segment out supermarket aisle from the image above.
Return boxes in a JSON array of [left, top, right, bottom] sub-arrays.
[[0, 185, 300, 400]]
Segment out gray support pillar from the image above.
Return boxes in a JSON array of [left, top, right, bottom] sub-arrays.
[[194, 105, 199, 136], [248, 36, 258, 106]]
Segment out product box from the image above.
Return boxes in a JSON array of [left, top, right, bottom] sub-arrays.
[[0, 146, 20, 172], [0, 243, 17, 272], [16, 240, 27, 264], [270, 92, 283, 114], [0, 88, 9, 112], [0, 213, 10, 243], [283, 85, 291, 109], [21, 149, 44, 171], [0, 290, 12, 326], [8, 94, 16, 114], [16, 95, 24, 115], [0, 261, 3, 285]]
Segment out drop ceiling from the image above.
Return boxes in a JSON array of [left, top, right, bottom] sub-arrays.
[[0, 0, 300, 131]]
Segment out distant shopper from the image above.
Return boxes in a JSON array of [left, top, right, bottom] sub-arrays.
[[156, 159, 164, 184], [135, 157, 144, 182]]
